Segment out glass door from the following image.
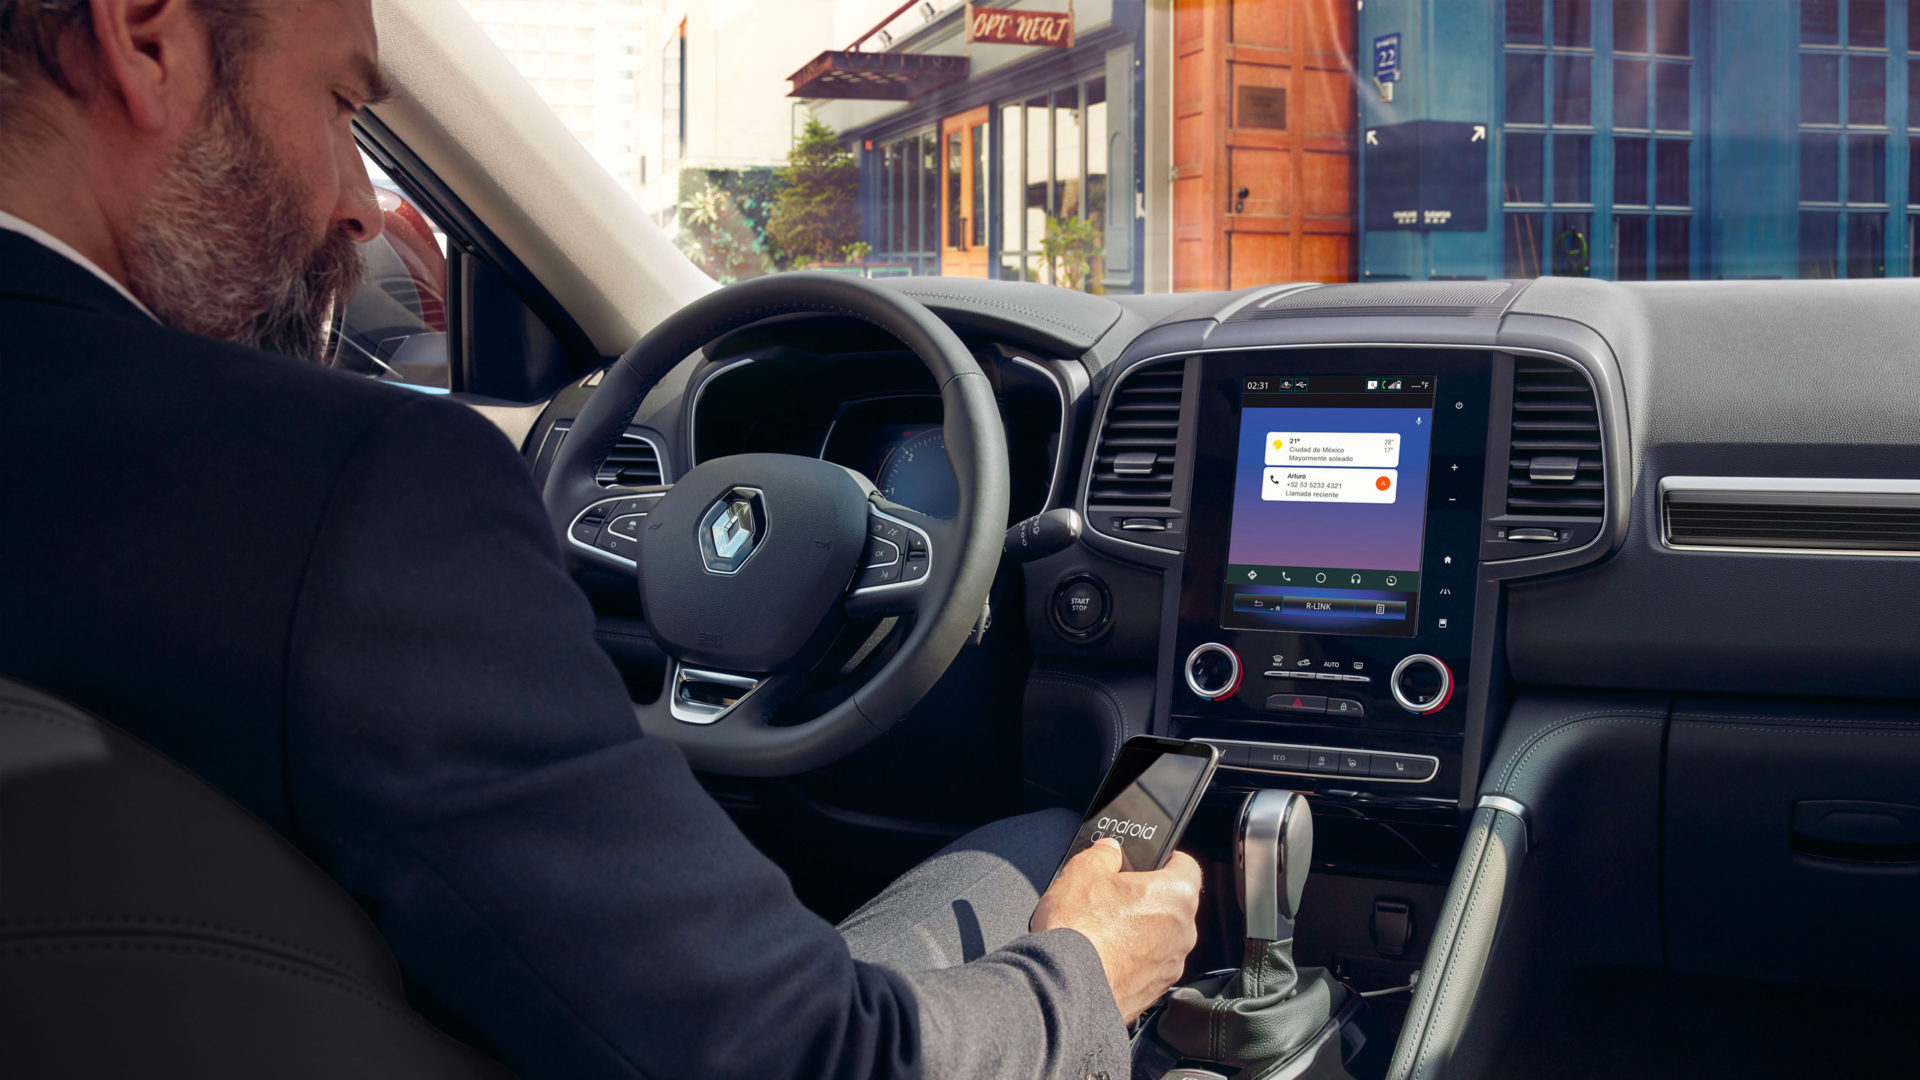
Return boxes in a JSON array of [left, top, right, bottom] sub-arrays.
[[940, 105, 991, 277]]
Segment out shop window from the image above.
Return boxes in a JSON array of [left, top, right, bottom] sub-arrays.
[[1614, 137, 1649, 204], [1554, 134, 1591, 202], [1507, 0, 1694, 280], [1798, 0, 1896, 278], [1801, 210, 1840, 277], [1848, 212, 1887, 275], [866, 130, 941, 275], [994, 77, 1111, 288], [1507, 133, 1545, 202], [1615, 214, 1649, 280]]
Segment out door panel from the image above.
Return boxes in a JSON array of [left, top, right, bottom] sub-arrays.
[[941, 106, 991, 278]]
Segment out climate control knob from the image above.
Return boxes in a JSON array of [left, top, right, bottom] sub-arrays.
[[1391, 654, 1453, 713], [1185, 643, 1242, 700]]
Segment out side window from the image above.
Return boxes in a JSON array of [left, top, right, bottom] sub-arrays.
[[329, 154, 453, 391]]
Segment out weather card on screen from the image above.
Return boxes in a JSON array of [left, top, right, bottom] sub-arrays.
[[1221, 375, 1435, 638]]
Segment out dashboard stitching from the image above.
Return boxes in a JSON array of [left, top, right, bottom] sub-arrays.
[[1492, 710, 1668, 791], [1027, 673, 1130, 764]]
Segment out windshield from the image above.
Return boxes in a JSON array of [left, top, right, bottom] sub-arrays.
[[460, 0, 1917, 291]]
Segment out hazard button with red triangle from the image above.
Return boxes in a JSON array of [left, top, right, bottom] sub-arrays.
[[1264, 693, 1327, 715]]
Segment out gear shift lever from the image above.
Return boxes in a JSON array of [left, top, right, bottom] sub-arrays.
[[1153, 790, 1334, 1071], [1237, 790, 1313, 945]]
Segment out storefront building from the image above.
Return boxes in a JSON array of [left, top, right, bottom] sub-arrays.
[[802, 0, 1150, 292], [1359, 0, 1920, 282]]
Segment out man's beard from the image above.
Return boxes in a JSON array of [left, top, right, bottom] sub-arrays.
[[124, 90, 365, 363]]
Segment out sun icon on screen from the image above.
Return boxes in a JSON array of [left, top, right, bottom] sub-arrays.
[[1272, 438, 1284, 450]]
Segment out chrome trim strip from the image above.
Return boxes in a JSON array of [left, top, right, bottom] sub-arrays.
[[1195, 738, 1441, 784], [1007, 355, 1074, 511], [686, 356, 756, 464], [1476, 794, 1531, 845], [1079, 342, 1615, 567], [1477, 794, 1530, 824], [848, 504, 934, 597], [564, 491, 668, 569], [669, 663, 763, 725], [1659, 475, 1920, 556]]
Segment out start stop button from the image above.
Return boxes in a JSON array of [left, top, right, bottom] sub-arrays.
[[1051, 574, 1111, 641]]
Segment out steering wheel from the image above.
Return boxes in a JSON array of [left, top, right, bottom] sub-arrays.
[[543, 274, 1009, 777]]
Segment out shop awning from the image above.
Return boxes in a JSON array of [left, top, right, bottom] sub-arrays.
[[787, 50, 969, 100]]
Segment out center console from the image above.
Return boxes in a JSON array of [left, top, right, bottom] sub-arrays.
[[1172, 348, 1495, 805]]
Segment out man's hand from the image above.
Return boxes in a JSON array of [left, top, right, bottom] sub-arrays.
[[1030, 838, 1203, 1022]]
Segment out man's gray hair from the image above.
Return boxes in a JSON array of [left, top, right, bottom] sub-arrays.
[[0, 0, 261, 104]]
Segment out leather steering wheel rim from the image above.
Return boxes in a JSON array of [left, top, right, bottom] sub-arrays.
[[543, 272, 1009, 776]]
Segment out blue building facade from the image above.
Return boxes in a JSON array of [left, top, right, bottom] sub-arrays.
[[1359, 0, 1920, 281]]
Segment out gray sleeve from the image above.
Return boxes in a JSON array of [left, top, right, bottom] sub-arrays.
[[901, 928, 1128, 1080]]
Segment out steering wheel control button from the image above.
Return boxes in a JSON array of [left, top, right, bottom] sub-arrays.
[[1327, 697, 1365, 717], [1184, 643, 1241, 700], [907, 532, 928, 554], [864, 536, 901, 568], [1265, 694, 1327, 715], [609, 514, 646, 539], [899, 555, 929, 583], [868, 518, 910, 546], [1390, 654, 1454, 713], [570, 518, 604, 546], [597, 531, 640, 560], [857, 561, 901, 588]]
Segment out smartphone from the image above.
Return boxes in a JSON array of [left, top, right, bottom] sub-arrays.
[[1055, 736, 1222, 875]]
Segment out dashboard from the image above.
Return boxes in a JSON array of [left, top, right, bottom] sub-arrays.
[[529, 270, 1920, 1029]]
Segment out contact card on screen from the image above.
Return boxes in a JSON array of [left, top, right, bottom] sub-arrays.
[[1263, 467, 1400, 503]]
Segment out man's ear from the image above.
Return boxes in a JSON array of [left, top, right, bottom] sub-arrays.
[[87, 0, 208, 132]]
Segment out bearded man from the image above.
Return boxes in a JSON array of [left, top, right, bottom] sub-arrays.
[[0, 2, 1203, 1079]]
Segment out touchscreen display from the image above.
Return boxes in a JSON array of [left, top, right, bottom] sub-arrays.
[[1221, 375, 1435, 638], [1063, 744, 1214, 872]]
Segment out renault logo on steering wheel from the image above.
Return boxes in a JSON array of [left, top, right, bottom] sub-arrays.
[[698, 488, 766, 575]]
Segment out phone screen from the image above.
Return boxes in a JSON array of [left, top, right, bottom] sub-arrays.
[[1061, 738, 1221, 873]]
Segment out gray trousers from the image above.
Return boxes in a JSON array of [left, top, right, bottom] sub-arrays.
[[837, 807, 1133, 1078], [839, 807, 1081, 971]]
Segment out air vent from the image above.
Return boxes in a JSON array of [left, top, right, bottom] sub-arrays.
[[1507, 358, 1603, 518], [1089, 360, 1186, 509], [1664, 479, 1920, 553], [596, 431, 664, 487]]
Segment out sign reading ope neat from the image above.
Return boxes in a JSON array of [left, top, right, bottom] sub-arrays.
[[965, 2, 1074, 48]]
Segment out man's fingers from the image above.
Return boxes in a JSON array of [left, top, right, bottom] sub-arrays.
[[1152, 850, 1204, 903], [1075, 837, 1125, 874]]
